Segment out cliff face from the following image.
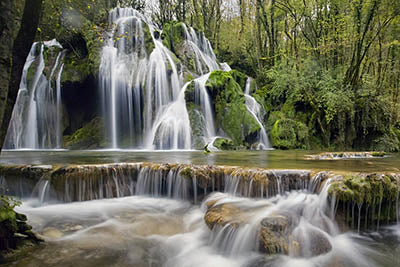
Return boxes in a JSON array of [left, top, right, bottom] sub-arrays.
[[0, 0, 14, 149]]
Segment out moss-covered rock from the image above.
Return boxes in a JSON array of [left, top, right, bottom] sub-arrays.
[[0, 196, 42, 258], [186, 102, 207, 149], [143, 23, 155, 55], [270, 119, 309, 149], [162, 21, 212, 75], [328, 173, 400, 227], [64, 117, 105, 149], [212, 137, 235, 150], [161, 21, 186, 54], [229, 70, 248, 91], [258, 214, 294, 254], [204, 201, 243, 229], [206, 70, 261, 146], [62, 52, 91, 84]]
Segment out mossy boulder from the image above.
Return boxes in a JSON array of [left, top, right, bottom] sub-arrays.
[[0, 196, 42, 258], [258, 214, 293, 255], [206, 70, 261, 146], [64, 117, 105, 149], [204, 201, 243, 229], [212, 137, 235, 150], [186, 102, 207, 149], [162, 21, 186, 55], [270, 119, 309, 149]]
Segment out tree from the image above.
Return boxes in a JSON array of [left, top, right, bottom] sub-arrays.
[[0, 0, 14, 146]]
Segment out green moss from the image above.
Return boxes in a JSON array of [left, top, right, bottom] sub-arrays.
[[370, 151, 386, 157], [81, 21, 103, 75], [179, 167, 194, 179], [161, 21, 186, 54], [62, 53, 91, 83], [206, 70, 260, 146], [186, 101, 207, 149], [0, 196, 41, 254], [64, 117, 105, 149], [143, 24, 155, 55], [328, 173, 400, 224], [372, 126, 400, 152], [212, 138, 235, 150], [229, 70, 248, 91], [270, 119, 309, 149]]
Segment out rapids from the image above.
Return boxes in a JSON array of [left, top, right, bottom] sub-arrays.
[[7, 189, 399, 267]]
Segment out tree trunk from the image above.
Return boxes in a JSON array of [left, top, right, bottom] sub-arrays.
[[0, 0, 43, 151], [0, 0, 14, 146]]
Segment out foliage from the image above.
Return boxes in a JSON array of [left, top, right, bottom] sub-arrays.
[[9, 0, 400, 151], [0, 195, 21, 224]]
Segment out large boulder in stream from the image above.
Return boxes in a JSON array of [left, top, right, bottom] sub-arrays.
[[258, 214, 294, 254], [204, 201, 333, 257], [204, 201, 244, 229]]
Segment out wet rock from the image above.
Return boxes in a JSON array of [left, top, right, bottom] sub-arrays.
[[206, 70, 261, 146], [204, 201, 243, 229], [0, 199, 42, 256], [258, 214, 293, 254], [297, 229, 332, 257], [40, 227, 64, 239], [64, 117, 105, 149], [328, 173, 400, 227]]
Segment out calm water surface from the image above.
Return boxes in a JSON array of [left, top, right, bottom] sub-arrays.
[[1, 150, 399, 172]]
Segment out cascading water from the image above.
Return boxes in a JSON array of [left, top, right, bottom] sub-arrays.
[[244, 78, 271, 149], [99, 7, 222, 149], [4, 40, 65, 150], [8, 167, 396, 267], [191, 73, 217, 143]]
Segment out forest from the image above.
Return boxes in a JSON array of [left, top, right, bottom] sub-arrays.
[[1, 0, 399, 152]]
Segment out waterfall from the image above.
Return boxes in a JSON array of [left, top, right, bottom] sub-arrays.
[[4, 40, 65, 150], [2, 163, 316, 204], [99, 7, 224, 150], [192, 73, 217, 143], [244, 78, 271, 149]]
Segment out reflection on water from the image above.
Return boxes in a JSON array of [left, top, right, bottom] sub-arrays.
[[1, 150, 400, 172]]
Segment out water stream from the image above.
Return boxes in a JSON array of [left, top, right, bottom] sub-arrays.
[[8, 186, 399, 267], [244, 78, 270, 149], [4, 40, 64, 150]]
